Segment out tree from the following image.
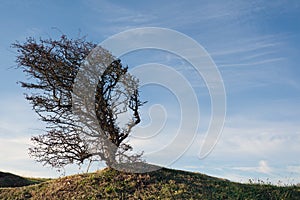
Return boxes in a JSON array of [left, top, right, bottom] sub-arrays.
[[13, 35, 145, 170]]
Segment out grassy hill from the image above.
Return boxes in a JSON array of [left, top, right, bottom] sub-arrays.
[[0, 166, 299, 199], [0, 171, 48, 188]]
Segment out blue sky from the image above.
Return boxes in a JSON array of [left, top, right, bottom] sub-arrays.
[[0, 0, 300, 184]]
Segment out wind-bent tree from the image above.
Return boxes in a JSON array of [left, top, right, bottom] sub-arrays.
[[13, 35, 145, 170]]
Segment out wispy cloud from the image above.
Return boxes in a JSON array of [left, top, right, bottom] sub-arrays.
[[211, 33, 287, 69], [219, 58, 285, 67], [84, 0, 158, 35], [287, 166, 300, 174], [234, 160, 273, 174]]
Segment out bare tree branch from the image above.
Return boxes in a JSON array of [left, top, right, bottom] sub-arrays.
[[13, 35, 146, 170]]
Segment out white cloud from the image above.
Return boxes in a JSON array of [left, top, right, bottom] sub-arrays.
[[0, 137, 30, 161], [85, 0, 158, 35], [234, 160, 272, 174], [287, 166, 300, 174], [214, 120, 300, 160], [219, 58, 285, 67], [183, 165, 201, 170]]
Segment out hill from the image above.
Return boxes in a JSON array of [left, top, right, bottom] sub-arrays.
[[0, 166, 299, 199], [0, 171, 47, 188]]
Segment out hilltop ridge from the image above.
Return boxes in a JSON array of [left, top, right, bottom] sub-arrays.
[[0, 166, 299, 199]]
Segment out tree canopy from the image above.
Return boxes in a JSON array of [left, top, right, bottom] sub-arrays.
[[13, 35, 145, 170]]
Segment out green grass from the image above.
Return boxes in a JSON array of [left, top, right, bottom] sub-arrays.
[[0, 166, 299, 199]]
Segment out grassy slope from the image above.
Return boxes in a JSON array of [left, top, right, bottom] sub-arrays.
[[0, 167, 299, 200], [0, 171, 48, 188]]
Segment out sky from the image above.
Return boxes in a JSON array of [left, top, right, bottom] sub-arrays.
[[0, 0, 300, 184]]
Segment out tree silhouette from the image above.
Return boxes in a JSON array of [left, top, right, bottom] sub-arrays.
[[13, 35, 145, 170]]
